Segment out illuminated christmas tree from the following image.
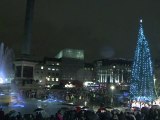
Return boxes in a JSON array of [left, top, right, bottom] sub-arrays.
[[130, 19, 156, 102]]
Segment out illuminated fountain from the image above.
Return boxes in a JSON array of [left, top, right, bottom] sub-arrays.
[[0, 42, 14, 84], [0, 43, 18, 106]]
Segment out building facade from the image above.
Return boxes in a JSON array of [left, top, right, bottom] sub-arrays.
[[34, 57, 61, 88], [56, 49, 84, 81], [77, 63, 95, 82], [94, 59, 132, 91]]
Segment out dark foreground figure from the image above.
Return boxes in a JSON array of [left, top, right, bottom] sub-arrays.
[[1, 106, 160, 120]]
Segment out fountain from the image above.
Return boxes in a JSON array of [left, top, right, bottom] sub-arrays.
[[0, 42, 16, 105], [0, 42, 14, 84]]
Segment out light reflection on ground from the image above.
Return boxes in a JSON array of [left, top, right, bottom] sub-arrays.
[[1, 98, 68, 117]]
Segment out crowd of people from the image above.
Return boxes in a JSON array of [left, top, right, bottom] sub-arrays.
[[0, 104, 160, 120], [0, 87, 159, 120]]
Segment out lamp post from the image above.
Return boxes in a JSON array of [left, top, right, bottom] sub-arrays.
[[110, 85, 115, 107]]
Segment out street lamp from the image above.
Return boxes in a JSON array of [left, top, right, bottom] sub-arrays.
[[110, 85, 115, 107]]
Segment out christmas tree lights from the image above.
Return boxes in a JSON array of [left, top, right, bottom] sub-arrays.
[[130, 19, 156, 102]]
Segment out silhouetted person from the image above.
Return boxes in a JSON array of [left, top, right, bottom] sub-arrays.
[[0, 108, 4, 120], [118, 111, 125, 120], [16, 112, 23, 120], [35, 112, 43, 120], [50, 115, 55, 120], [135, 112, 142, 120], [56, 110, 63, 120]]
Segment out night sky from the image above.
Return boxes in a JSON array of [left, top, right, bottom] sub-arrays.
[[0, 0, 160, 62]]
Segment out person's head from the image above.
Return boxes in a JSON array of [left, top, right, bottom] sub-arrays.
[[76, 106, 81, 112], [58, 110, 61, 113], [100, 103, 104, 107], [50, 115, 54, 118]]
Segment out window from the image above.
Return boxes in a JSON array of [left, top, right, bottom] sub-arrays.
[[48, 68, 51, 70], [16, 66, 22, 77], [41, 66, 44, 69], [23, 66, 33, 77], [56, 78, 59, 81], [46, 77, 50, 81]]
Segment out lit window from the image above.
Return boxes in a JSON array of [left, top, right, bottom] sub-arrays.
[[52, 68, 55, 71], [113, 66, 115, 68], [115, 79, 119, 83], [57, 63, 59, 65], [56, 78, 59, 81], [46, 77, 50, 81], [48, 68, 51, 70], [41, 66, 44, 69], [56, 68, 59, 71], [52, 78, 54, 81]]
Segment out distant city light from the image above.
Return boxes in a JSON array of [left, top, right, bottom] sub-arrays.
[[65, 83, 75, 88], [83, 81, 94, 87]]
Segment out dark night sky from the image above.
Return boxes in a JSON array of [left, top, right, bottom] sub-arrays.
[[0, 0, 160, 62]]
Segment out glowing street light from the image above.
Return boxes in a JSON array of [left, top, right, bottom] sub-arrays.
[[110, 85, 115, 107], [110, 85, 115, 90]]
